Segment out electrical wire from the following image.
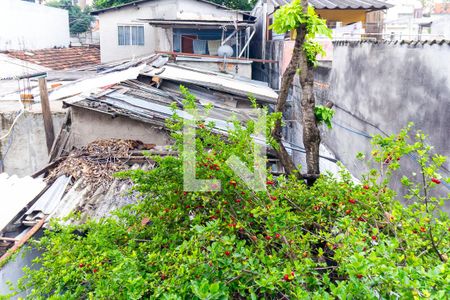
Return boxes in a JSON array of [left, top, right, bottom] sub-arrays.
[[329, 118, 450, 190], [0, 82, 25, 141]]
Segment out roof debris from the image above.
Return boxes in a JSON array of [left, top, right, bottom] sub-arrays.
[[46, 139, 156, 189]]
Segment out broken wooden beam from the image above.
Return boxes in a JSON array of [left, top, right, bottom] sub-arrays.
[[38, 77, 55, 154]]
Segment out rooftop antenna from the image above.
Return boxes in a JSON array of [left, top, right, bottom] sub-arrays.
[[217, 45, 234, 73]]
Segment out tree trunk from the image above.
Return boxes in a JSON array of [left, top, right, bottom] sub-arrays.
[[299, 0, 321, 184], [271, 0, 321, 184], [271, 27, 303, 178]]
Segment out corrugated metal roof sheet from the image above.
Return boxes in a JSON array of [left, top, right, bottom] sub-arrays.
[[142, 64, 278, 104], [0, 173, 46, 232], [277, 0, 391, 10], [23, 176, 71, 223]]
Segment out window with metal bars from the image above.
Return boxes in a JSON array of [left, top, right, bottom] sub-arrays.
[[118, 25, 144, 46]]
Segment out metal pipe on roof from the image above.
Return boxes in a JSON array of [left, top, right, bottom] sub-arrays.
[[221, 29, 237, 45], [239, 28, 256, 58], [262, 1, 268, 61]]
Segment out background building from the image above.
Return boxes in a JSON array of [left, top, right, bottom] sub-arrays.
[[0, 0, 70, 51], [92, 0, 255, 63]]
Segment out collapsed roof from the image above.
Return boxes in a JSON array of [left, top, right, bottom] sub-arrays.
[[0, 53, 344, 268]]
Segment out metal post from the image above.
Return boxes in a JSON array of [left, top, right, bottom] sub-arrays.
[[239, 28, 256, 58]]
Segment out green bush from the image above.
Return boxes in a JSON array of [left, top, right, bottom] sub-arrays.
[[8, 90, 450, 299]]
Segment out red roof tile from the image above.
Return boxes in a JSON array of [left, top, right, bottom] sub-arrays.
[[4, 47, 100, 70], [433, 3, 450, 14]]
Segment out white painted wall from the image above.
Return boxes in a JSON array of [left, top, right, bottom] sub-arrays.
[[97, 0, 244, 63], [430, 15, 450, 39], [97, 0, 176, 62], [0, 0, 70, 51]]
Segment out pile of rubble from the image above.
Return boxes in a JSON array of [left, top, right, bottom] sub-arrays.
[[46, 139, 155, 187]]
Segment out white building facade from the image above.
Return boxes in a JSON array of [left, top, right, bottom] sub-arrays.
[[0, 0, 70, 51], [93, 0, 248, 63]]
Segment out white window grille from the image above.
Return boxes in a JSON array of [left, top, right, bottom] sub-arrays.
[[118, 25, 144, 46]]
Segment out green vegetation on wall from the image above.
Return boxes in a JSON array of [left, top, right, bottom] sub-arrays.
[[47, 0, 94, 34]]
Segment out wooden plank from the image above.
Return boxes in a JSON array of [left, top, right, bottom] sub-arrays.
[[38, 77, 55, 154], [0, 218, 46, 264]]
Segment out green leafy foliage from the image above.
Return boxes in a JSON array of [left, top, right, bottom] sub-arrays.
[[93, 0, 257, 10], [7, 92, 450, 299], [314, 105, 334, 128], [270, 0, 332, 66], [47, 0, 94, 34]]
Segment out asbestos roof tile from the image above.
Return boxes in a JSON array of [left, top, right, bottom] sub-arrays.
[[0, 173, 46, 233]]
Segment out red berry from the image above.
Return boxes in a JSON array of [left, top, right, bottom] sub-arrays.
[[235, 199, 241, 203], [78, 263, 85, 268], [431, 178, 441, 184], [229, 180, 237, 186], [275, 233, 281, 239], [93, 269, 98, 273], [161, 273, 167, 280], [266, 180, 275, 185], [349, 199, 356, 204], [283, 274, 290, 281], [291, 271, 295, 276], [225, 251, 231, 256], [345, 209, 352, 215], [265, 235, 272, 241], [420, 226, 426, 232], [358, 216, 367, 222], [371, 235, 377, 241], [357, 274, 363, 279], [363, 185, 370, 190], [270, 195, 277, 201]]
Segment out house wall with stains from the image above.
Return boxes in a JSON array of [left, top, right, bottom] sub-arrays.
[[69, 107, 172, 149], [258, 39, 450, 211], [316, 41, 450, 211], [0, 110, 65, 176]]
